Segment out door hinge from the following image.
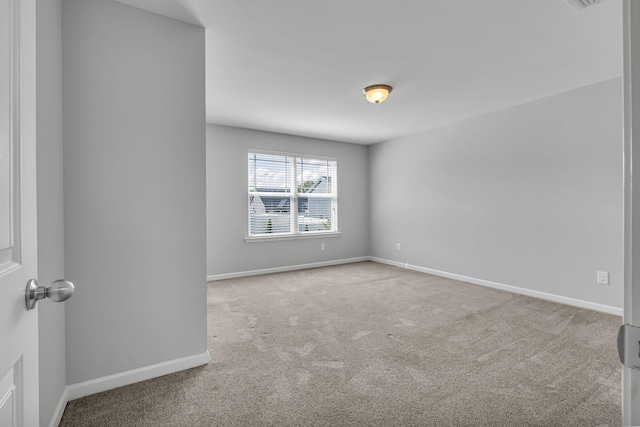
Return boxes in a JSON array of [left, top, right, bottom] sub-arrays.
[[618, 324, 640, 371]]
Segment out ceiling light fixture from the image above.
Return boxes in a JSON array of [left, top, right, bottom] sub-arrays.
[[362, 84, 392, 104]]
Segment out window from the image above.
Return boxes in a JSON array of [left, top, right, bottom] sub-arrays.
[[248, 152, 337, 237]]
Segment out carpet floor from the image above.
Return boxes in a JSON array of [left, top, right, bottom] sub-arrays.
[[59, 261, 622, 426]]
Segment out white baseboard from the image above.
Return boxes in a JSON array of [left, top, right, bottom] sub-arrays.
[[369, 257, 623, 316], [207, 256, 370, 281], [66, 351, 211, 401], [208, 255, 622, 315], [51, 258, 620, 425], [48, 387, 68, 427]]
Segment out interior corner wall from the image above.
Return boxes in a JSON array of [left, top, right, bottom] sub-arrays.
[[37, 0, 66, 425], [206, 124, 369, 277], [369, 78, 623, 310], [62, 0, 207, 385]]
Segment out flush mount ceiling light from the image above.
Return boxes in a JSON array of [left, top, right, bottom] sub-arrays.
[[362, 84, 393, 104]]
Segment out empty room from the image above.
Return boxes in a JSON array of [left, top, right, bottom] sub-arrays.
[[4, 0, 640, 426]]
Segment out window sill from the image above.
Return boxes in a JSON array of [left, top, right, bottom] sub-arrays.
[[245, 231, 342, 243]]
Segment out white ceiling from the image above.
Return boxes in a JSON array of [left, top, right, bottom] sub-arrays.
[[119, 0, 622, 145]]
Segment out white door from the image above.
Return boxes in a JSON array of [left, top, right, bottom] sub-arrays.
[[0, 0, 38, 426], [623, 1, 640, 426]]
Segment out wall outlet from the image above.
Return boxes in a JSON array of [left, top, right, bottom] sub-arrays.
[[597, 271, 609, 285], [320, 243, 325, 251], [396, 243, 401, 251]]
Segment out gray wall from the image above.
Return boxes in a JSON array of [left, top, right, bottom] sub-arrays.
[[207, 124, 369, 276], [37, 0, 66, 425], [370, 78, 623, 309], [62, 0, 207, 384]]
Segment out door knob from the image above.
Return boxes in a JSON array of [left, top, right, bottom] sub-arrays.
[[25, 279, 75, 310]]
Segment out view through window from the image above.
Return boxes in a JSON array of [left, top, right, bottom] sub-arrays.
[[248, 152, 337, 237]]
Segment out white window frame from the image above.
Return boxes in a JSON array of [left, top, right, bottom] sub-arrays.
[[246, 149, 340, 242]]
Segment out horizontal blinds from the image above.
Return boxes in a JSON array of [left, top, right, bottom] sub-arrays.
[[297, 158, 333, 195], [297, 157, 336, 233], [249, 153, 293, 235], [248, 153, 292, 193], [248, 152, 337, 236], [298, 197, 333, 232]]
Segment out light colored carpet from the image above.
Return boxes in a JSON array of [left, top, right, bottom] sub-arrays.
[[60, 261, 622, 426]]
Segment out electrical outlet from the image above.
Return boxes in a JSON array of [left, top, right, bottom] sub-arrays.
[[597, 271, 609, 285], [320, 243, 325, 251], [396, 243, 401, 251]]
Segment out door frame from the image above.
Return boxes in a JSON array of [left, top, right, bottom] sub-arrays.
[[622, 0, 640, 425]]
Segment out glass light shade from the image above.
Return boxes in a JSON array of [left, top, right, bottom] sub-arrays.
[[363, 85, 392, 104]]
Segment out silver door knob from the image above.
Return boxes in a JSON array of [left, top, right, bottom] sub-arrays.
[[25, 279, 74, 310]]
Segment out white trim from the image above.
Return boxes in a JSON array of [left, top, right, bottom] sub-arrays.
[[245, 231, 341, 243], [66, 352, 211, 401], [208, 256, 623, 315], [369, 257, 623, 316], [48, 388, 68, 427], [207, 256, 369, 281]]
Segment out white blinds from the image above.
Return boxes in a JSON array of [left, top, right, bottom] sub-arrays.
[[248, 152, 292, 193], [248, 153, 293, 235], [248, 152, 337, 236], [297, 158, 333, 195], [297, 158, 335, 232]]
